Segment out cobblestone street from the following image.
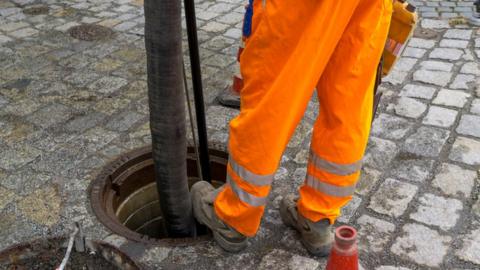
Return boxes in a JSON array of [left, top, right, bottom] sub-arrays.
[[0, 0, 479, 269]]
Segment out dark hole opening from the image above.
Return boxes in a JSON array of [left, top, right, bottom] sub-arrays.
[[90, 146, 228, 243], [338, 227, 355, 239]]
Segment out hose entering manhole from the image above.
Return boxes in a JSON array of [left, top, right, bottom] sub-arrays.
[[89, 145, 227, 244]]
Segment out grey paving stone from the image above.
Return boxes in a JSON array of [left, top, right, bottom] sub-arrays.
[[258, 249, 321, 270], [413, 70, 452, 87], [196, 11, 219, 21], [393, 57, 418, 72], [399, 84, 437, 100], [208, 3, 237, 13], [460, 62, 480, 75], [224, 28, 242, 39], [456, 226, 480, 265], [0, 96, 8, 109], [408, 38, 435, 49], [337, 196, 361, 223], [422, 106, 458, 128], [369, 178, 418, 218], [0, 21, 27, 32], [0, 144, 41, 171], [67, 127, 118, 153], [390, 154, 435, 182], [9, 27, 39, 38], [474, 199, 480, 218], [88, 76, 128, 95], [364, 137, 399, 169], [391, 223, 452, 267], [371, 113, 414, 140], [475, 37, 480, 48], [201, 21, 229, 32], [419, 60, 453, 72], [65, 72, 100, 87], [433, 89, 470, 108], [462, 49, 475, 61], [356, 167, 382, 196], [26, 103, 72, 129], [65, 113, 105, 133], [2, 170, 51, 196], [439, 39, 469, 48], [394, 97, 427, 119], [113, 21, 137, 31], [216, 12, 244, 25], [456, 114, 480, 138], [404, 126, 450, 157], [432, 163, 476, 198], [403, 47, 426, 58], [450, 74, 475, 89], [421, 12, 439, 18], [0, 35, 12, 44], [471, 99, 480, 114], [410, 193, 463, 231], [105, 111, 143, 132], [429, 48, 463, 60], [383, 69, 409, 85], [54, 22, 80, 32], [376, 267, 411, 270], [357, 215, 395, 253], [421, 19, 450, 29], [444, 29, 473, 40], [0, 7, 20, 16], [449, 136, 480, 165]]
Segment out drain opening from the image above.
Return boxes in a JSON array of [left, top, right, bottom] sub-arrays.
[[23, 5, 49, 15], [89, 146, 227, 244], [0, 237, 139, 270], [69, 24, 114, 41]]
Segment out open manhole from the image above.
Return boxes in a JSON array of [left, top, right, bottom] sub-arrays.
[[23, 5, 49, 15], [0, 237, 140, 270], [69, 24, 114, 41], [89, 145, 227, 244]]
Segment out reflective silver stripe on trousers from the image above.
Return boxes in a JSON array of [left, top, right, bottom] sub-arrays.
[[229, 157, 274, 186], [305, 175, 356, 197], [227, 174, 268, 207], [309, 150, 362, 176]]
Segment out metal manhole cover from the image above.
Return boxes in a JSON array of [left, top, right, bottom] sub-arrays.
[[23, 5, 49, 15], [69, 24, 114, 41], [413, 27, 438, 39]]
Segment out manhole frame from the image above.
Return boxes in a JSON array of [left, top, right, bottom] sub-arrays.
[[88, 144, 228, 245]]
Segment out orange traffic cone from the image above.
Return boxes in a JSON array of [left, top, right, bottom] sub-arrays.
[[326, 226, 359, 270]]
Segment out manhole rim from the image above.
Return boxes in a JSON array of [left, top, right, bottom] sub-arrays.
[[88, 143, 228, 245]]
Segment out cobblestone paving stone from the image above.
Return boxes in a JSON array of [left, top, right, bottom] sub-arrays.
[[0, 0, 479, 269]]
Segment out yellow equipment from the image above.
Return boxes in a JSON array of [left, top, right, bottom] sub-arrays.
[[383, 0, 418, 76]]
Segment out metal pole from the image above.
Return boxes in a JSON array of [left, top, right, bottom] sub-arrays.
[[184, 0, 212, 183]]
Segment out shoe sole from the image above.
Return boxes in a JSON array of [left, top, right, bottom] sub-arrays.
[[191, 181, 247, 253]]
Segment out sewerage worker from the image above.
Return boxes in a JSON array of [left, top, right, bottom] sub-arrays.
[[191, 0, 393, 255]]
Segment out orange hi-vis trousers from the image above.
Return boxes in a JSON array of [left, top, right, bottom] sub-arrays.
[[214, 0, 393, 237]]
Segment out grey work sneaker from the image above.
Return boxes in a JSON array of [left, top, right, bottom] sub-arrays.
[[280, 194, 333, 256], [191, 181, 248, 252]]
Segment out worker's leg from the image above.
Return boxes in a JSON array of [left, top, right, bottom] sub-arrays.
[[297, 0, 393, 223], [214, 0, 364, 237]]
